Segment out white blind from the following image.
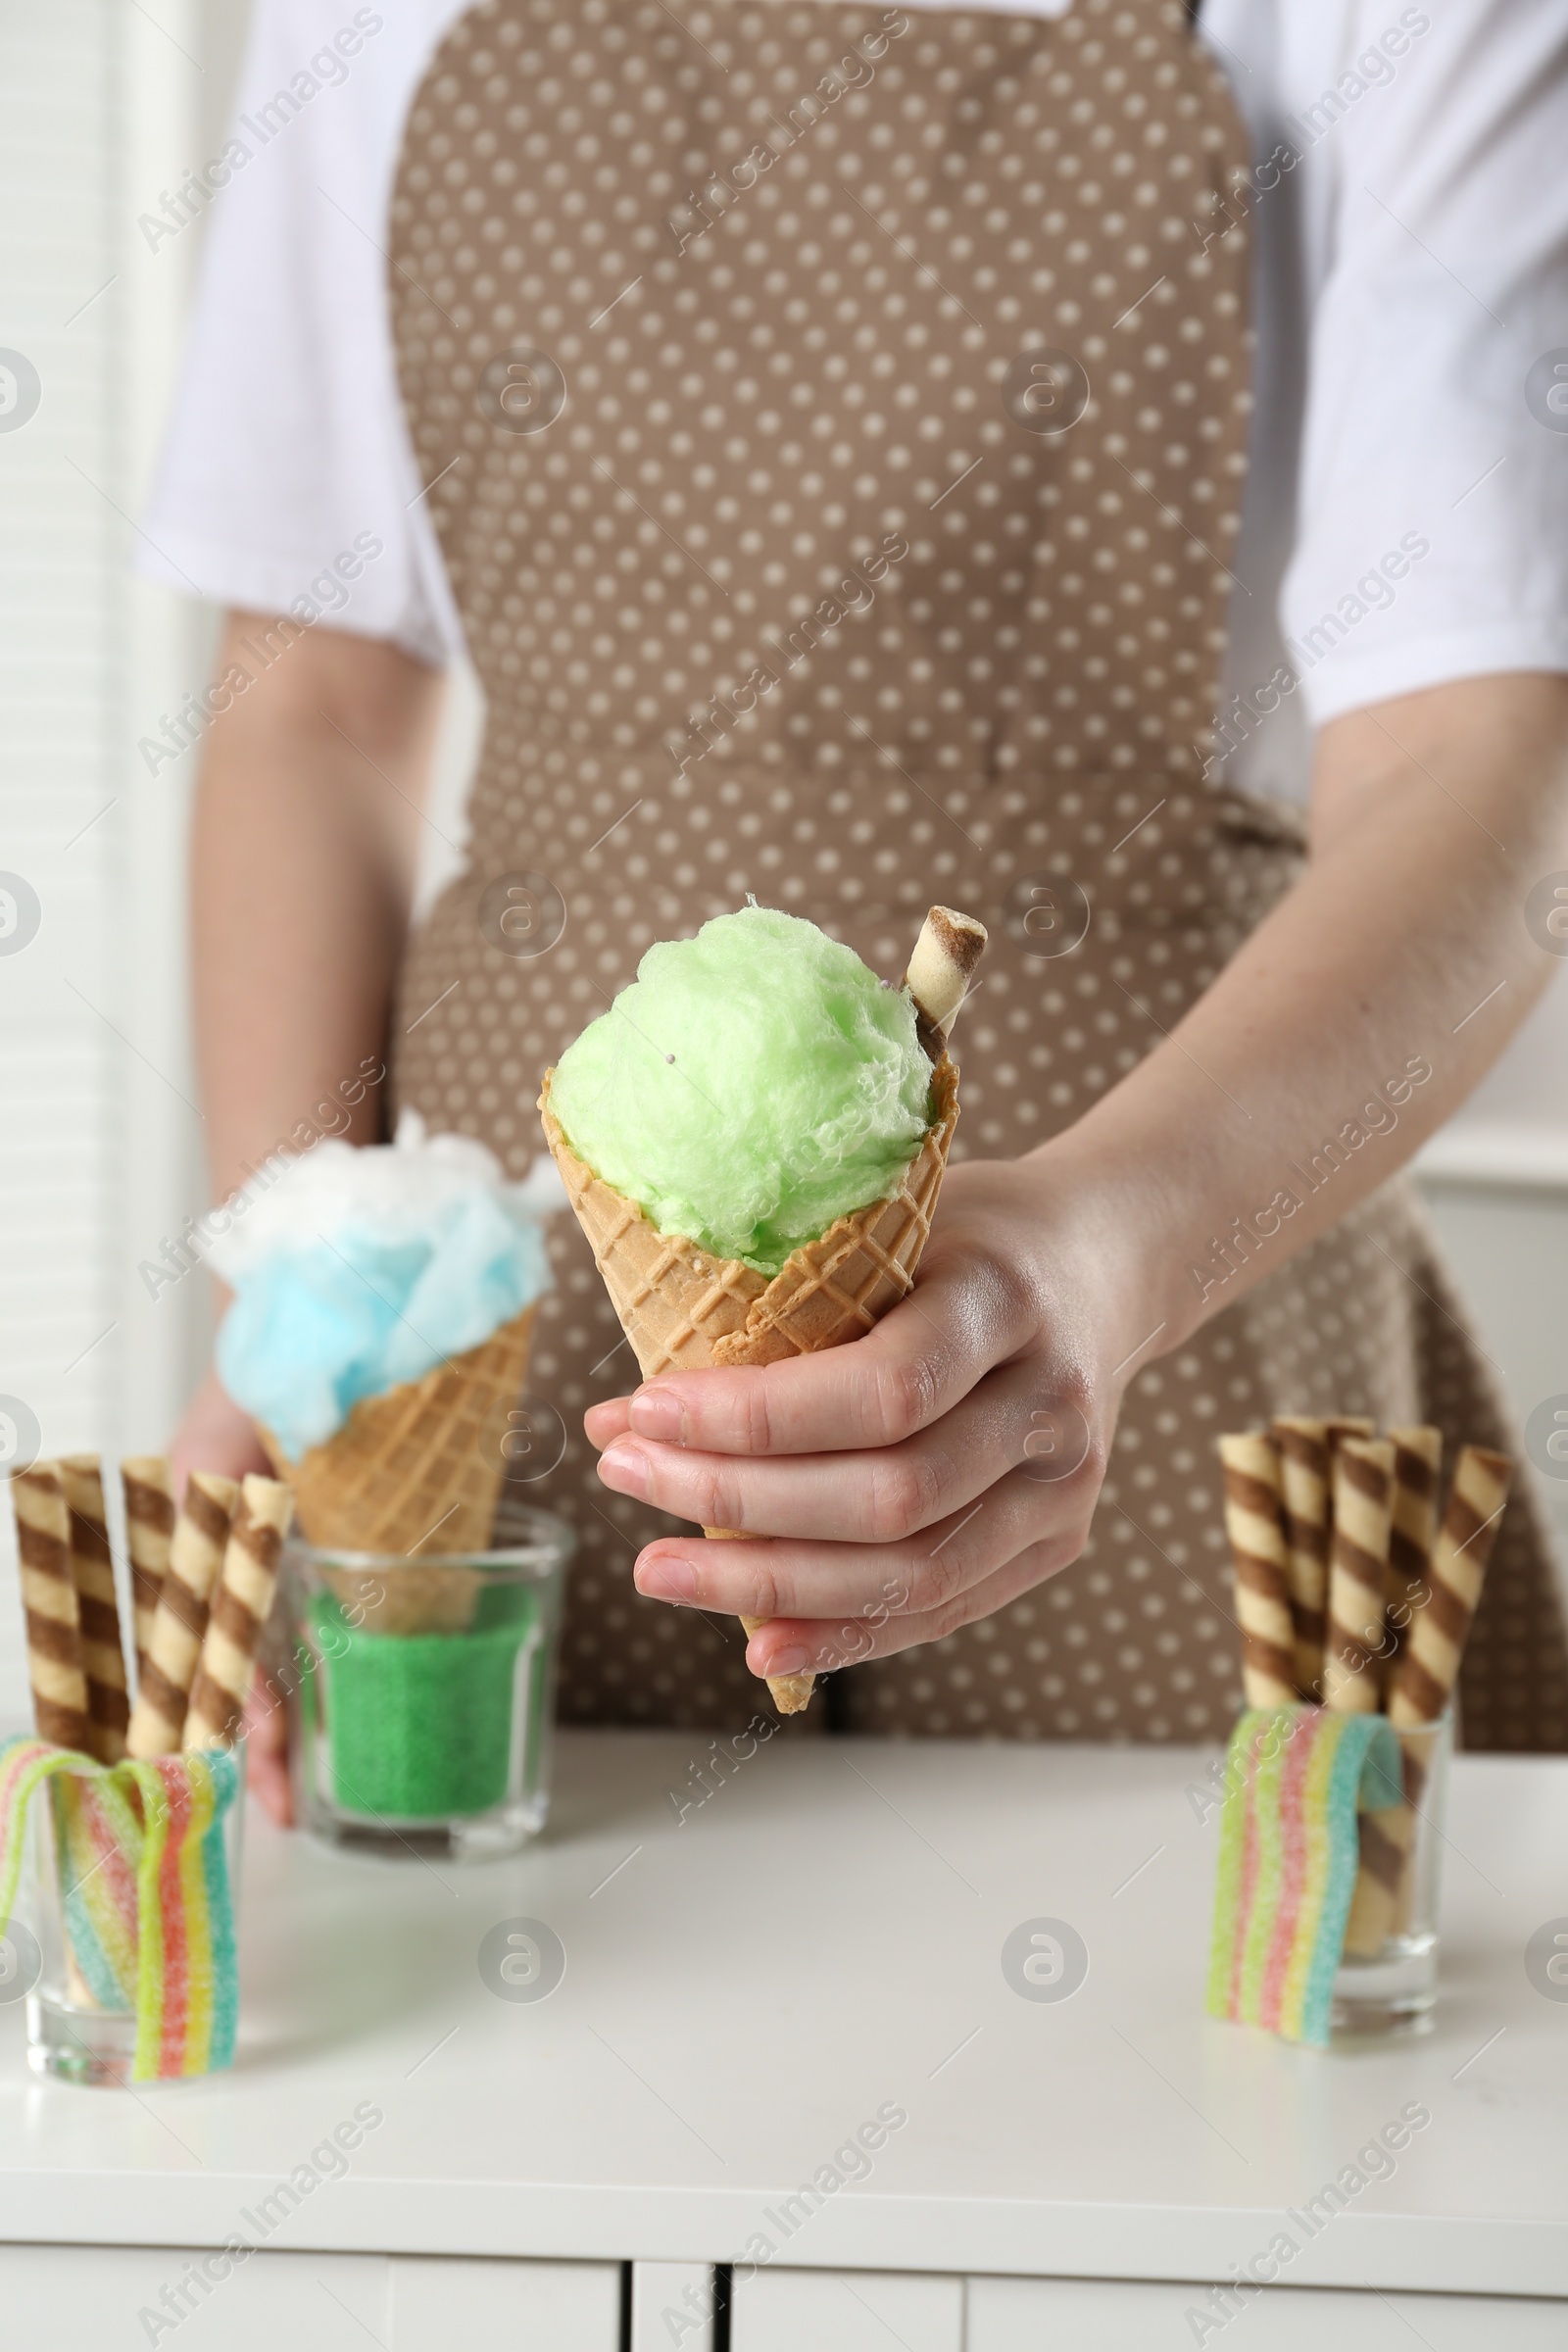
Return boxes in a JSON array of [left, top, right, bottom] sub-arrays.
[[0, 0, 217, 1729], [0, 5, 124, 1730]]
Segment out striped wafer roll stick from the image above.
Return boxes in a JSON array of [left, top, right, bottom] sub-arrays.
[[1325, 1416, 1375, 1442], [1344, 1798, 1415, 1958], [122, 1454, 174, 1682], [1388, 1446, 1513, 1731], [1390, 1723, 1441, 1936], [183, 1475, 294, 1750], [1217, 1433, 1298, 1708], [1272, 1416, 1331, 1698], [1395, 1721, 1437, 1814], [1385, 1425, 1443, 1667], [1323, 1438, 1396, 1712], [904, 905, 988, 1041], [11, 1463, 92, 1750], [1349, 1717, 1447, 1951], [125, 1472, 239, 1759], [60, 1454, 128, 1765]]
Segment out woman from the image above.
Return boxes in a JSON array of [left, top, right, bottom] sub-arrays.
[[146, 0, 1568, 1796]]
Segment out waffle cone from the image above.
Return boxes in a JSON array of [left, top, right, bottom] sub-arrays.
[[540, 1056, 960, 1711], [260, 1304, 537, 1635]]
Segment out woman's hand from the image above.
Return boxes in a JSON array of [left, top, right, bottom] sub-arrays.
[[169, 1367, 293, 1825], [170, 1363, 271, 1497], [584, 1151, 1158, 1686]]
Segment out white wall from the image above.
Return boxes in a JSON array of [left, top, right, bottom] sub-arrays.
[[1415, 1179, 1568, 1577], [1415, 977, 1568, 1582]]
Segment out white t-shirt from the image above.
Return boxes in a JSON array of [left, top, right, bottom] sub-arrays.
[[138, 0, 1568, 807]]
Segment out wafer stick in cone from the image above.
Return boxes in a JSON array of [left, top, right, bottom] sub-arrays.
[[904, 905, 988, 1053], [183, 1476, 294, 1750], [1388, 1445, 1512, 1732], [544, 906, 984, 1714], [1323, 1438, 1395, 1711], [125, 1472, 239, 1759], [60, 1454, 128, 1765], [122, 1454, 174, 1683], [1217, 1433, 1298, 1708], [1272, 1416, 1331, 1699], [10, 1463, 91, 1751], [1385, 1425, 1443, 1677]]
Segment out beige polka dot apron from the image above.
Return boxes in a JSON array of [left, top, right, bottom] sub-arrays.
[[386, 0, 1568, 1750]]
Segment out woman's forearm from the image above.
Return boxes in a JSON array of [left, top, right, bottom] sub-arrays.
[[1036, 672, 1568, 1361], [192, 612, 445, 1207]]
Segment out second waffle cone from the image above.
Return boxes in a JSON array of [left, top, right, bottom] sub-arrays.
[[260, 1304, 537, 1635]]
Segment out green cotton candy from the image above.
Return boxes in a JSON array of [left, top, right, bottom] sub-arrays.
[[550, 906, 934, 1275]]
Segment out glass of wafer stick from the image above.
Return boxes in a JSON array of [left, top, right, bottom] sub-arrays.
[[5, 1459, 288, 2082], [1219, 1422, 1513, 2037]]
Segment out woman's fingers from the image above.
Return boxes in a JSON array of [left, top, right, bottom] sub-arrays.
[[171, 1364, 272, 1498], [585, 1237, 1034, 1461], [744, 1538, 1073, 1682], [600, 1357, 1092, 1544], [584, 1394, 633, 1446], [634, 1463, 1089, 1622], [580, 1165, 1113, 1684], [242, 1672, 294, 1827]]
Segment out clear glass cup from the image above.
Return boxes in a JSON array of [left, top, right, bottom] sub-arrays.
[[282, 1502, 572, 1862], [1331, 1709, 1452, 2037], [18, 1746, 246, 2086]]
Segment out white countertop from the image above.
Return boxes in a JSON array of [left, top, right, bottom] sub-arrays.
[[2, 1731, 1565, 2298]]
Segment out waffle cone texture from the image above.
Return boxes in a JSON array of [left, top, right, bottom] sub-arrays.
[[540, 1054, 960, 1711], [260, 1304, 537, 1562]]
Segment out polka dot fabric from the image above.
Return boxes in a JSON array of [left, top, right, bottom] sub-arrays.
[[386, 0, 1568, 1750]]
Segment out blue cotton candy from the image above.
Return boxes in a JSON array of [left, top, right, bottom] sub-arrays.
[[209, 1118, 558, 1461]]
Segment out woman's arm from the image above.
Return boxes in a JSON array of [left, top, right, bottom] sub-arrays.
[[191, 612, 444, 1208], [171, 613, 444, 1808], [586, 671, 1568, 1683], [1051, 672, 1568, 1335], [172, 612, 444, 1494]]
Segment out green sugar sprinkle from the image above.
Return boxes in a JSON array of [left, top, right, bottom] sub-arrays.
[[310, 1587, 540, 1821]]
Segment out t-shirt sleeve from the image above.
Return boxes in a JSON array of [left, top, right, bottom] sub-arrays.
[[1283, 0, 1568, 725], [137, 0, 466, 666]]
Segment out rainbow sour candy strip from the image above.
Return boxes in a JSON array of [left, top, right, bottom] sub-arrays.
[[1205, 1705, 1400, 2047], [0, 1734, 240, 2081], [53, 1769, 141, 2009]]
